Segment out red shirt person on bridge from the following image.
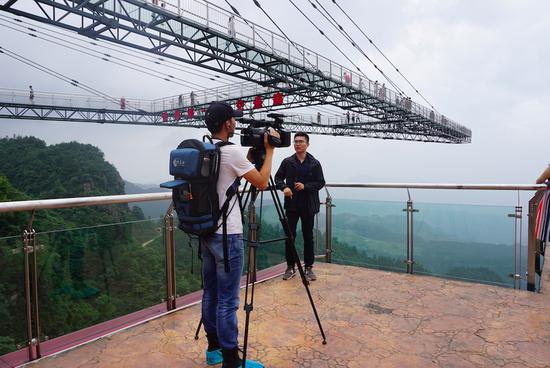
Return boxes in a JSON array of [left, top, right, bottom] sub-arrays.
[[253, 95, 263, 109], [273, 92, 283, 106]]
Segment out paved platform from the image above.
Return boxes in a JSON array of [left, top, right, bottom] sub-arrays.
[[27, 263, 550, 367]]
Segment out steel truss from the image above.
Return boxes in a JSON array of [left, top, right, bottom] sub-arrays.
[[0, 101, 462, 143], [0, 0, 471, 143]]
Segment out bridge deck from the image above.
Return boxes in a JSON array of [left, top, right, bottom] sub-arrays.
[[28, 263, 550, 367]]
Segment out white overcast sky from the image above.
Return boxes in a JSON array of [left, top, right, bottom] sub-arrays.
[[0, 0, 549, 205]]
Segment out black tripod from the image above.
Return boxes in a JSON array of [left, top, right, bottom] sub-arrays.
[[239, 175, 327, 366]]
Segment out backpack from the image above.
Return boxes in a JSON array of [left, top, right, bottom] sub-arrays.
[[160, 138, 241, 272]]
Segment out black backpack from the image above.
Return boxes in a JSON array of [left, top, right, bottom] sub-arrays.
[[160, 138, 241, 271]]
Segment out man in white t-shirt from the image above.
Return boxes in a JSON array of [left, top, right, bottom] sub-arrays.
[[201, 101, 278, 368]]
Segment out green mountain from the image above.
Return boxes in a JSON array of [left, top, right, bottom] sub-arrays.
[[0, 137, 195, 355]]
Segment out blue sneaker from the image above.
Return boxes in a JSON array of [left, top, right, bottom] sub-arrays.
[[206, 349, 223, 365], [240, 360, 264, 368]]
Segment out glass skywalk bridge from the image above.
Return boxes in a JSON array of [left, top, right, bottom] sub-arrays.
[[0, 85, 468, 142], [0, 0, 471, 143], [0, 182, 547, 366]]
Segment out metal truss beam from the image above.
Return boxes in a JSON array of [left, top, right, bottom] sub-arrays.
[[0, 0, 471, 144], [0, 101, 467, 143]]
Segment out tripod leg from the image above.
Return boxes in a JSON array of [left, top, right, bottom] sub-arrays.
[[242, 188, 259, 367], [268, 177, 327, 344], [194, 318, 202, 340]]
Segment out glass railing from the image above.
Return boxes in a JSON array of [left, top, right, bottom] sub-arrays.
[[173, 229, 205, 298], [319, 184, 539, 291], [324, 199, 407, 273], [0, 184, 545, 364], [0, 236, 26, 356], [35, 218, 168, 341], [0, 88, 157, 112], [413, 202, 516, 287]]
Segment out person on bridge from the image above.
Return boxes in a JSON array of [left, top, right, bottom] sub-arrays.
[[536, 165, 550, 184], [201, 101, 279, 368], [29, 85, 34, 104], [275, 132, 326, 282], [227, 15, 236, 46]]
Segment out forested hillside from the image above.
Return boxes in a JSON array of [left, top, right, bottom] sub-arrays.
[[0, 137, 192, 354]]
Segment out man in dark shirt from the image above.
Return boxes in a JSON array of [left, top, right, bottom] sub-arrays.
[[275, 133, 325, 281]]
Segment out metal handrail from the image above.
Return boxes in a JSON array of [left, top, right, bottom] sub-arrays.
[[0, 193, 171, 213], [325, 183, 546, 191], [1, 183, 545, 213]]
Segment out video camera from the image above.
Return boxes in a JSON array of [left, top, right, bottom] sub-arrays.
[[239, 113, 291, 148]]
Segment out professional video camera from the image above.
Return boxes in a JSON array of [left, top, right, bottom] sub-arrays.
[[239, 113, 292, 148]]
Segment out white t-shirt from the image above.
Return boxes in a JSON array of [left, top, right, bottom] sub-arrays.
[[213, 140, 255, 234]]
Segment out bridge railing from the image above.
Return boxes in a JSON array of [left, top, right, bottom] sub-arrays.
[[0, 88, 161, 112], [140, 0, 468, 135], [0, 182, 546, 364], [153, 81, 266, 111]]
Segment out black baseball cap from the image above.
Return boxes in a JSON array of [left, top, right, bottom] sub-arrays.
[[205, 101, 243, 131]]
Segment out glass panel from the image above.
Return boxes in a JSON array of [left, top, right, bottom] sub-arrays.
[[413, 202, 515, 287], [174, 230, 203, 297], [258, 199, 326, 266], [34, 218, 166, 342], [0, 235, 26, 355], [254, 202, 289, 271], [327, 198, 407, 272]]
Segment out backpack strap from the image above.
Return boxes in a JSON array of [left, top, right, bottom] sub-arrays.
[[217, 178, 241, 272], [214, 140, 237, 273]]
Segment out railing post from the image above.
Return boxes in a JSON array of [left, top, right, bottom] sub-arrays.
[[164, 203, 176, 310], [288, 42, 291, 60], [315, 212, 319, 256], [324, 191, 334, 263], [508, 202, 523, 289], [205, 2, 209, 27], [403, 192, 418, 274], [527, 191, 544, 291], [22, 210, 41, 360], [22, 229, 33, 360]]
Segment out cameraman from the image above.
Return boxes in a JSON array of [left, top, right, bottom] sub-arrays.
[[275, 132, 325, 281], [202, 101, 278, 368]]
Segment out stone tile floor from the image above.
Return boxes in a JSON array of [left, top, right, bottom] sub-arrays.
[[28, 264, 550, 367]]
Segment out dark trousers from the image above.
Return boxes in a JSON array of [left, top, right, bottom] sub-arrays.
[[285, 209, 315, 268]]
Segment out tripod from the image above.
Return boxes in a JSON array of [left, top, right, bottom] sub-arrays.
[[193, 176, 327, 366], [239, 175, 327, 366]]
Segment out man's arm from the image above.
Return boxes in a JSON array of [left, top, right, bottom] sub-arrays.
[[304, 162, 326, 192], [536, 165, 550, 184], [242, 131, 277, 190]]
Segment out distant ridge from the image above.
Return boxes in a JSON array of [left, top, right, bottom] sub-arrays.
[[124, 181, 169, 218]]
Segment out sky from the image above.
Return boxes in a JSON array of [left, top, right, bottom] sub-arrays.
[[0, 0, 549, 206]]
